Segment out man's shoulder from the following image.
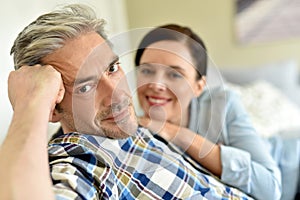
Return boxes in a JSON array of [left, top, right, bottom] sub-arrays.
[[47, 127, 155, 156], [49, 132, 98, 147], [48, 132, 100, 159]]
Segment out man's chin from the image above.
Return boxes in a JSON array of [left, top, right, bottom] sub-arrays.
[[99, 121, 138, 139]]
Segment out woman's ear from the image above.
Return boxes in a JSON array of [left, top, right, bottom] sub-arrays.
[[194, 76, 206, 97]]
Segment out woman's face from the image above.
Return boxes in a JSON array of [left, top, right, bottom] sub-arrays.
[[136, 40, 205, 126]]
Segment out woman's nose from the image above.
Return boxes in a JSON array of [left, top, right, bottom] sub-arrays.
[[148, 82, 167, 92]]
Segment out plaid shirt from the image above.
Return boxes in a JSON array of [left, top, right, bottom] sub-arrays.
[[48, 127, 252, 200]]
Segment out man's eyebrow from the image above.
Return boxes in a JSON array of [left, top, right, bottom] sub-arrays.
[[108, 55, 119, 67], [74, 75, 98, 85], [72, 56, 119, 86]]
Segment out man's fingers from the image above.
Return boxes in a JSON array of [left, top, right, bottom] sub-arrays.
[[56, 82, 65, 104]]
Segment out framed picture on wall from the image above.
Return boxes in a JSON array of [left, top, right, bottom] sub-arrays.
[[235, 0, 300, 44]]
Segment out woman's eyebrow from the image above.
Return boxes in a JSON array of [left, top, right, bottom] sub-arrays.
[[169, 65, 185, 71]]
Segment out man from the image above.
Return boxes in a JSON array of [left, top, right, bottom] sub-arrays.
[[0, 4, 252, 199]]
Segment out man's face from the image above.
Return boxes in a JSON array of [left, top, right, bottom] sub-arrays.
[[42, 32, 137, 138]]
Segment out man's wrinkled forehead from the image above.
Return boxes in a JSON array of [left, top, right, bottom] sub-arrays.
[[41, 32, 116, 86], [75, 45, 118, 84], [78, 43, 117, 75]]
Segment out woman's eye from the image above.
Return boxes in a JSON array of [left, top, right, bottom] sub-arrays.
[[140, 68, 154, 75], [169, 71, 183, 79]]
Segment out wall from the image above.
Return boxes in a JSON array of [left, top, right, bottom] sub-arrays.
[[1, 0, 299, 145], [0, 0, 129, 145], [125, 0, 300, 67]]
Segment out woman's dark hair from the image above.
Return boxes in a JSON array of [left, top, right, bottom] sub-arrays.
[[135, 24, 207, 79]]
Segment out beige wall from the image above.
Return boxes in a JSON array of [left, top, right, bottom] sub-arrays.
[[125, 0, 300, 68]]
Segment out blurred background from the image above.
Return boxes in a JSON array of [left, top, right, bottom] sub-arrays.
[[1, 0, 300, 145]]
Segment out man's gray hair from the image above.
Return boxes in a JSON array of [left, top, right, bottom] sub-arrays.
[[10, 4, 107, 69]]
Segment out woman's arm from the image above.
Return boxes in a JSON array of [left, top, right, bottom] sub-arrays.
[[139, 117, 222, 176], [139, 90, 282, 200]]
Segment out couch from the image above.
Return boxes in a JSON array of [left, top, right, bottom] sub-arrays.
[[206, 59, 300, 139]]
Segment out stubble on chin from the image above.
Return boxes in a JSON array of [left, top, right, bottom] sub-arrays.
[[60, 98, 138, 139], [95, 103, 138, 139]]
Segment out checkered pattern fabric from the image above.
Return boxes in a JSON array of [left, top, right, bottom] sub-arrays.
[[48, 127, 252, 200]]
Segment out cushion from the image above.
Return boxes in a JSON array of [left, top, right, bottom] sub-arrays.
[[47, 123, 61, 140], [220, 60, 300, 107], [221, 60, 298, 90], [206, 60, 226, 88], [226, 80, 300, 138]]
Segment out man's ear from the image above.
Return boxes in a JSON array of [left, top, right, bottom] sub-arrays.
[[49, 106, 62, 123], [194, 76, 206, 97]]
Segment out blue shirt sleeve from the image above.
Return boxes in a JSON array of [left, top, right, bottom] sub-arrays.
[[220, 90, 282, 200]]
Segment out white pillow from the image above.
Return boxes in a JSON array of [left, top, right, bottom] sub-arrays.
[[47, 123, 61, 140], [220, 60, 300, 107], [226, 80, 300, 138]]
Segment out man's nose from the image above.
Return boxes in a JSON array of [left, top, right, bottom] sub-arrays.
[[98, 76, 128, 107]]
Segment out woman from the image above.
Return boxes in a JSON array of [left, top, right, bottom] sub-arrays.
[[135, 24, 286, 200]]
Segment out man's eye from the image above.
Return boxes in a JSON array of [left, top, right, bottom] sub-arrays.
[[76, 84, 95, 94], [108, 62, 120, 73]]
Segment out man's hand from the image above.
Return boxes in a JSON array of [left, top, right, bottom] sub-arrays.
[[8, 64, 65, 120], [0, 64, 63, 200]]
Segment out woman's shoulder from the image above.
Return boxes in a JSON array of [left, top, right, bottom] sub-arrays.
[[198, 85, 239, 102]]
